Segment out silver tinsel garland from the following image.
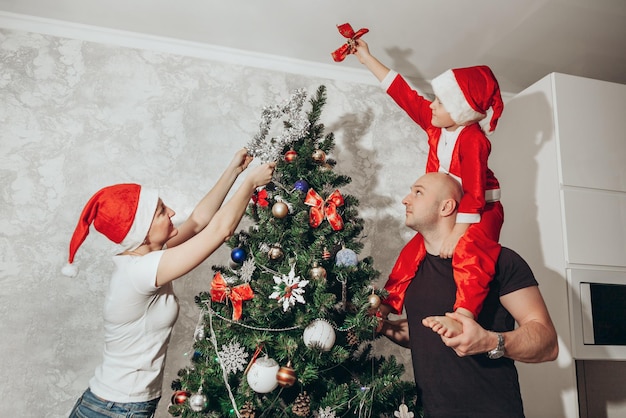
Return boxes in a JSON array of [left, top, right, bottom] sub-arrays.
[[246, 88, 310, 163]]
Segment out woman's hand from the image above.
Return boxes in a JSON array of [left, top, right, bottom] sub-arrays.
[[229, 148, 254, 175], [246, 162, 276, 188]]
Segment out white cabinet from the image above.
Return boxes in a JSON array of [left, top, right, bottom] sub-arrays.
[[490, 73, 626, 418]]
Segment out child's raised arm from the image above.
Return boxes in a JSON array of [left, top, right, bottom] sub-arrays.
[[352, 39, 391, 82]]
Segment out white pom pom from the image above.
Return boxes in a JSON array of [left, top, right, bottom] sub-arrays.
[[62, 262, 78, 277]]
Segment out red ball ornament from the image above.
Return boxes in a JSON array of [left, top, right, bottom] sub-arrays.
[[284, 149, 297, 163], [276, 361, 297, 388], [171, 390, 191, 405]]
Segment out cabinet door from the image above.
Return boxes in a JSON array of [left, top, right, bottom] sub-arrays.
[[562, 188, 626, 267], [554, 74, 626, 193]]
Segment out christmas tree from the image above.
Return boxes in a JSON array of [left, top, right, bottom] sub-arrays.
[[169, 86, 417, 417]]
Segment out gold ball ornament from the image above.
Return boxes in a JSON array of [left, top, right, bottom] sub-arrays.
[[309, 262, 327, 281], [271, 202, 289, 219], [368, 293, 381, 309], [276, 361, 297, 388], [311, 149, 326, 163], [268, 244, 284, 261]]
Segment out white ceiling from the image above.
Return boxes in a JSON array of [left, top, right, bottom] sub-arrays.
[[1, 0, 625, 94]]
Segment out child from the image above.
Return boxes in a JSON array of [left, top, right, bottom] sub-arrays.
[[351, 39, 504, 337]]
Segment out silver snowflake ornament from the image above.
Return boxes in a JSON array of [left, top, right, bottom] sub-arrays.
[[217, 340, 249, 375], [238, 258, 256, 283]]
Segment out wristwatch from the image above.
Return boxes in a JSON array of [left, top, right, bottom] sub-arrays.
[[487, 332, 505, 359]]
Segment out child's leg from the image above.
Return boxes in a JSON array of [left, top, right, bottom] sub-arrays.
[[383, 233, 427, 315], [452, 229, 501, 317], [421, 307, 473, 337], [454, 202, 503, 314]]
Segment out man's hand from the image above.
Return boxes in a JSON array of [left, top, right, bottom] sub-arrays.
[[438, 312, 493, 357]]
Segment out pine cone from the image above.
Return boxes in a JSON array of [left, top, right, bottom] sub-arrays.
[[240, 401, 255, 418], [347, 329, 359, 346], [292, 391, 311, 417]]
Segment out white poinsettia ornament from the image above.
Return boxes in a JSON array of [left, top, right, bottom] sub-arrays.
[[394, 403, 414, 418], [269, 264, 309, 312], [314, 406, 336, 418]]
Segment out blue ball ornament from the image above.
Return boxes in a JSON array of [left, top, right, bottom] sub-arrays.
[[335, 247, 358, 267], [231, 247, 246, 264], [294, 179, 309, 193]]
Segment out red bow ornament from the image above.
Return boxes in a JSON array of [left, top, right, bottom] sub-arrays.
[[210, 272, 254, 321], [304, 188, 344, 231], [331, 23, 369, 62], [251, 188, 269, 207]]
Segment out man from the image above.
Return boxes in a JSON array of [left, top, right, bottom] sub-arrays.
[[377, 172, 558, 418]]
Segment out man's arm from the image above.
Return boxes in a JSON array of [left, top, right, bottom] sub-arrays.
[[439, 286, 559, 363]]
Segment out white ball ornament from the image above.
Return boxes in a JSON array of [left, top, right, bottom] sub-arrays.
[[335, 247, 358, 267], [303, 319, 336, 352], [189, 392, 207, 412], [246, 356, 280, 393]]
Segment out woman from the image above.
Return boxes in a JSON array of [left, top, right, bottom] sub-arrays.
[[64, 148, 275, 418]]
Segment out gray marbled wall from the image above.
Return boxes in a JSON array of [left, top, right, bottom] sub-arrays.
[[0, 28, 426, 417]]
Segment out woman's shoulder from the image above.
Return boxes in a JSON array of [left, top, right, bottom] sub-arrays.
[[112, 251, 166, 291]]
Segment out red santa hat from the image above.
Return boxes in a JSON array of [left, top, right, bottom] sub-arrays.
[[61, 183, 159, 277], [430, 65, 504, 134]]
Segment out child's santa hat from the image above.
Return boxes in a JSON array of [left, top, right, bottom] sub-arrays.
[[430, 65, 504, 134], [61, 183, 159, 277]]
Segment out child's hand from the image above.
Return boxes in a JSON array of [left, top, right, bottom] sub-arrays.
[[353, 39, 372, 64], [439, 231, 462, 258], [439, 223, 469, 258]]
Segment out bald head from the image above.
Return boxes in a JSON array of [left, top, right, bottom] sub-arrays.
[[427, 172, 463, 204], [402, 172, 463, 239]]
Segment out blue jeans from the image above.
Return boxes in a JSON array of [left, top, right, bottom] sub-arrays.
[[68, 388, 160, 418]]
